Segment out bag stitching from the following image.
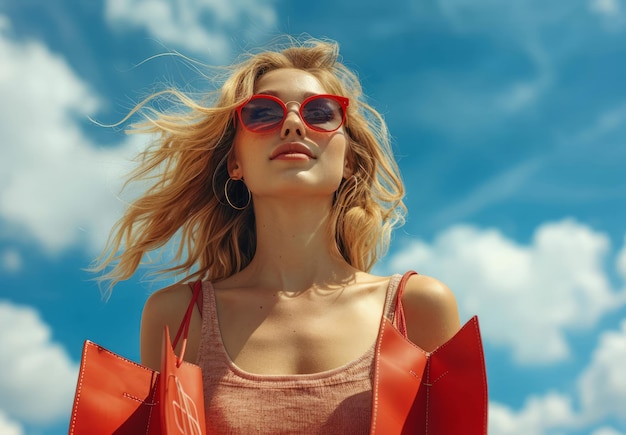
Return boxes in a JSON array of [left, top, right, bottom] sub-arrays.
[[424, 360, 430, 435], [423, 370, 448, 387], [122, 392, 159, 405], [473, 318, 489, 433], [370, 318, 385, 433], [71, 341, 162, 434], [68, 340, 89, 434], [145, 380, 158, 435], [424, 318, 488, 434], [93, 342, 157, 371]]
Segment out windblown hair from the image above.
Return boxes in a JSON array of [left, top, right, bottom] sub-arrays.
[[95, 37, 406, 290]]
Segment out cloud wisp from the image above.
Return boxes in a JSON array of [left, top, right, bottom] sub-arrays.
[[0, 24, 146, 254], [380, 216, 626, 433], [0, 302, 78, 425], [0, 410, 22, 435], [489, 319, 626, 434], [382, 219, 626, 364], [105, 0, 279, 62]]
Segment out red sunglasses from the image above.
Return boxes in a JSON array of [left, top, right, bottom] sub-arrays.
[[236, 94, 349, 133]]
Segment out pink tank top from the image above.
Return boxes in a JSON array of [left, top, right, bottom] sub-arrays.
[[195, 274, 403, 434]]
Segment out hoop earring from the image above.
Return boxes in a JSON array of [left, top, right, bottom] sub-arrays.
[[224, 178, 251, 210]]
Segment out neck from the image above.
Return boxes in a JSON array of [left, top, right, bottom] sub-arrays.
[[242, 197, 355, 292]]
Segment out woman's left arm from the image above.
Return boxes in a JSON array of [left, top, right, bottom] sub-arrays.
[[401, 274, 461, 352]]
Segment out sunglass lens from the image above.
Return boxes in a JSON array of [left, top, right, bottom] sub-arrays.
[[302, 97, 344, 131], [240, 98, 284, 132]]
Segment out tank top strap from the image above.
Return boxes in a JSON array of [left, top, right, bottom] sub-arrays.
[[202, 280, 225, 342], [382, 274, 401, 321]]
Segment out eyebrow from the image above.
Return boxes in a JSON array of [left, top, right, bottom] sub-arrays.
[[254, 90, 319, 100]]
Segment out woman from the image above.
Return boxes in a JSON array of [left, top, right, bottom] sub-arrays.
[[98, 38, 461, 433]]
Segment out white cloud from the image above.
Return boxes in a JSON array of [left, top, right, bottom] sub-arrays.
[[0, 410, 23, 435], [590, 0, 622, 16], [488, 320, 626, 434], [383, 219, 626, 364], [578, 320, 626, 424], [0, 29, 145, 254], [616, 236, 626, 281], [589, 0, 626, 31], [105, 0, 278, 61], [578, 103, 626, 144], [489, 393, 577, 435], [0, 301, 78, 424], [0, 15, 10, 32], [592, 428, 625, 435], [0, 249, 22, 273]]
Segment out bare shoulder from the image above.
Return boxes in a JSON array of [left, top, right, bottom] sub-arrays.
[[401, 274, 461, 352], [140, 282, 196, 370], [142, 282, 195, 332]]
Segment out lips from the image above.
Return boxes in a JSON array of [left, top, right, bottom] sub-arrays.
[[270, 142, 315, 160]]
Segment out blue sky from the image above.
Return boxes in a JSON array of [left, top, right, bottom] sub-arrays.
[[1, 0, 625, 434]]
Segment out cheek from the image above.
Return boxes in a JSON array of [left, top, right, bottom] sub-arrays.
[[323, 133, 350, 164], [230, 131, 265, 174]]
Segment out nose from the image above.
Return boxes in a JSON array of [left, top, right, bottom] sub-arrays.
[[281, 101, 305, 138]]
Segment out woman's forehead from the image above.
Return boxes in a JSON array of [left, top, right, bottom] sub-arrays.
[[254, 68, 327, 98]]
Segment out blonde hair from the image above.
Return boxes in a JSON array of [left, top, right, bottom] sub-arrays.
[[95, 37, 406, 289]]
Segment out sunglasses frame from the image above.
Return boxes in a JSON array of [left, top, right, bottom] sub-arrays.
[[236, 94, 350, 133]]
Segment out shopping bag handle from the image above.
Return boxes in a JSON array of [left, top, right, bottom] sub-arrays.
[[170, 280, 202, 367]]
